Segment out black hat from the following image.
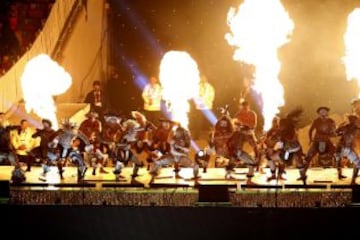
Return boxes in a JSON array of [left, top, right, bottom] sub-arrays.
[[316, 106, 330, 113], [42, 119, 52, 127]]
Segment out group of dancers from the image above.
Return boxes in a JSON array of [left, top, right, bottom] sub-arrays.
[[1, 98, 360, 186]]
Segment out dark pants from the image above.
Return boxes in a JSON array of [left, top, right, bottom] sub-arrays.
[[17, 154, 33, 171]]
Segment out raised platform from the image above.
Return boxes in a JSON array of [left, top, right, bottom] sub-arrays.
[[1, 165, 358, 207]]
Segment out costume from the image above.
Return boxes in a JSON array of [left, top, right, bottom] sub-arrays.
[[225, 124, 257, 184], [31, 119, 56, 179], [278, 108, 307, 184], [149, 125, 199, 184], [0, 124, 25, 183], [48, 120, 90, 181], [112, 118, 144, 182], [304, 107, 336, 169], [233, 102, 259, 163], [262, 117, 287, 182], [209, 107, 234, 167], [147, 119, 174, 170], [335, 115, 360, 184], [78, 112, 107, 175]]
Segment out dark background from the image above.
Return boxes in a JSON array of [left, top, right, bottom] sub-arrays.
[[0, 205, 359, 239], [106, 0, 360, 128]]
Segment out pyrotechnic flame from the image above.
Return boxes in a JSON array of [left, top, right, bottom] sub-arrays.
[[343, 8, 360, 97], [159, 51, 200, 129], [21, 54, 72, 129], [225, 0, 294, 131]]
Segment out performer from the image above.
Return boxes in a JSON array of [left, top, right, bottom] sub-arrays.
[[148, 118, 175, 170], [78, 111, 107, 175], [31, 119, 57, 180], [0, 112, 25, 183], [304, 106, 336, 170], [78, 111, 102, 140], [262, 116, 287, 182], [334, 114, 360, 184], [48, 119, 90, 181], [10, 119, 37, 172], [112, 118, 144, 183], [225, 121, 257, 184], [233, 100, 259, 169], [209, 105, 234, 167], [278, 108, 307, 184], [131, 110, 156, 154], [149, 124, 200, 184], [141, 76, 163, 124], [101, 113, 124, 166]]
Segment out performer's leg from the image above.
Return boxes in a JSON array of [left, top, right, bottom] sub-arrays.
[[351, 167, 359, 185], [149, 156, 173, 184], [294, 152, 307, 184], [267, 160, 276, 182], [304, 143, 317, 172], [278, 162, 286, 180]]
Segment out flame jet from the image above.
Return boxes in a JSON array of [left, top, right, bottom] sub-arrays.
[[159, 51, 200, 130], [343, 8, 360, 97], [21, 54, 72, 129], [225, 0, 294, 131]]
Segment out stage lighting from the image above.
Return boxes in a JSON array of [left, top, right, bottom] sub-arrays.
[[195, 149, 210, 173]]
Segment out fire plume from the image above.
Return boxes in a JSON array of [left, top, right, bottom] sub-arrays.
[[225, 0, 294, 131], [159, 50, 200, 129], [21, 54, 72, 129], [343, 8, 360, 97]]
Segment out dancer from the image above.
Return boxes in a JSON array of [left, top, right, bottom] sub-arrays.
[[149, 124, 200, 184]]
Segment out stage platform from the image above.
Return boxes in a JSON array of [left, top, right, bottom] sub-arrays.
[[1, 165, 358, 207]]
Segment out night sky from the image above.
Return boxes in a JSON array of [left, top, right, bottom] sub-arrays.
[[106, 0, 360, 128]]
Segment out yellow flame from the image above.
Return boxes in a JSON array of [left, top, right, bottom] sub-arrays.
[[225, 0, 294, 131], [21, 54, 72, 129], [159, 51, 200, 129], [343, 8, 360, 97]]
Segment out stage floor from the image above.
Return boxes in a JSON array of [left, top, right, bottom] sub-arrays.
[[0, 165, 357, 189], [1, 165, 357, 207]]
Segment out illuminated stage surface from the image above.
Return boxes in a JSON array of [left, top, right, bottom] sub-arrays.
[[1, 165, 357, 207]]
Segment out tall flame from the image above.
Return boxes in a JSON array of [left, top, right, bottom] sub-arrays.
[[343, 8, 360, 97], [21, 54, 72, 129], [159, 50, 200, 129], [225, 0, 294, 131]]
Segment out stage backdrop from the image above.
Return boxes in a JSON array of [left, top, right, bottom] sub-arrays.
[[0, 0, 109, 113]]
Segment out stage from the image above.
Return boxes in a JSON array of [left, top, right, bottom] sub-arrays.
[[1, 165, 358, 207]]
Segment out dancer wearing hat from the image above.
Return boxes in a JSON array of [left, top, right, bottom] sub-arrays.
[[335, 114, 360, 184], [31, 119, 57, 180], [303, 106, 337, 176]]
